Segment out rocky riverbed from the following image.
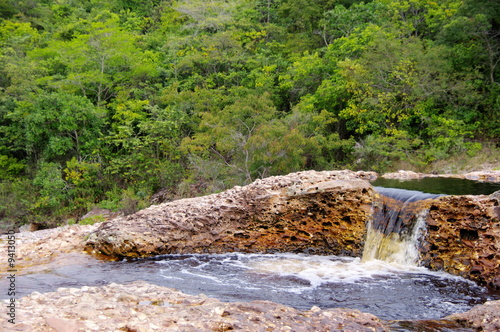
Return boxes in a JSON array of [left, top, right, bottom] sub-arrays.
[[3, 277, 500, 331], [7, 281, 389, 332], [2, 169, 500, 331]]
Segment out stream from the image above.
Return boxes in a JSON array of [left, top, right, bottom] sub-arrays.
[[2, 177, 500, 324], [11, 251, 499, 322]]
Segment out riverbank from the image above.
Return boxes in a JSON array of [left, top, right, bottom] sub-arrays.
[[3, 278, 500, 331], [2, 169, 500, 330], [7, 280, 389, 331]]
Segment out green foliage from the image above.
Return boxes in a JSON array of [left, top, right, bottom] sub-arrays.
[[0, 155, 25, 180], [97, 186, 150, 215], [0, 179, 33, 227], [0, 0, 499, 228], [79, 214, 105, 225], [6, 92, 104, 161], [31, 162, 70, 220]]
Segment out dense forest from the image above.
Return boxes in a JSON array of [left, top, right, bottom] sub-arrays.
[[0, 0, 499, 228]]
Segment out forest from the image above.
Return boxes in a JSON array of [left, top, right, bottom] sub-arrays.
[[0, 0, 499, 228]]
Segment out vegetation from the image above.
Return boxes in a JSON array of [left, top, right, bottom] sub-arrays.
[[0, 0, 498, 228]]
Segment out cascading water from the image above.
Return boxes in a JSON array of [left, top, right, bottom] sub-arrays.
[[361, 187, 444, 266], [2, 180, 498, 324]]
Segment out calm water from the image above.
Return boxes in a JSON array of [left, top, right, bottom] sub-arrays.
[[371, 177, 500, 195]]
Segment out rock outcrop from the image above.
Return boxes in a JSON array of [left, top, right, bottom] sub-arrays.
[[446, 300, 500, 332], [421, 194, 500, 288], [382, 170, 500, 182], [4, 169, 500, 331], [6, 281, 388, 331], [0, 224, 99, 274], [85, 170, 376, 259]]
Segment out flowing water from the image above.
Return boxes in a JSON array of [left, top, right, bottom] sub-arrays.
[[3, 178, 500, 324], [6, 251, 497, 321], [362, 187, 443, 265]]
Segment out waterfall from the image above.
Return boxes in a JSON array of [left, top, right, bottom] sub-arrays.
[[361, 187, 444, 266]]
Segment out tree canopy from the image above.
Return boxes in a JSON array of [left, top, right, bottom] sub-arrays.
[[0, 0, 498, 228]]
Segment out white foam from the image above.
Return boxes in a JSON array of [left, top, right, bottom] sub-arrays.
[[153, 252, 482, 293], [246, 254, 431, 287]]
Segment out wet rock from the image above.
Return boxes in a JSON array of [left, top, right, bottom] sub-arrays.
[[85, 170, 376, 259], [461, 171, 500, 183], [445, 300, 500, 332], [421, 194, 500, 288], [7, 281, 389, 331]]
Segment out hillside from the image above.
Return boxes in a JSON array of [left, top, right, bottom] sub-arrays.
[[0, 0, 499, 228]]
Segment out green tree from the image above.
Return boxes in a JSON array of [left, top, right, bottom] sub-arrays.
[[6, 92, 104, 162], [29, 13, 159, 107]]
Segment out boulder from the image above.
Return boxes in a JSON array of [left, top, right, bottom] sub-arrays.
[[445, 300, 500, 332], [420, 194, 500, 288], [85, 170, 376, 258]]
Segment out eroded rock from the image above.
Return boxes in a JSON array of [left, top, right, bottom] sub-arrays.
[[0, 224, 100, 274], [4, 280, 389, 332], [421, 194, 500, 288], [382, 170, 500, 182], [85, 170, 376, 259], [445, 300, 500, 332]]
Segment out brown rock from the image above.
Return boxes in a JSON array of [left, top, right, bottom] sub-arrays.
[[85, 170, 376, 259], [446, 300, 500, 332], [421, 194, 500, 288]]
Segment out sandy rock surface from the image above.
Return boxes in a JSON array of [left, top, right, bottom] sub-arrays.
[[85, 170, 376, 259], [446, 300, 500, 332], [0, 224, 100, 274], [382, 170, 500, 182], [3, 281, 389, 332]]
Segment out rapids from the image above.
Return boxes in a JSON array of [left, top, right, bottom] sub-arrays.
[[2, 177, 499, 323], [5, 252, 498, 321]]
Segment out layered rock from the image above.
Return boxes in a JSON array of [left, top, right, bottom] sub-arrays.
[[85, 170, 376, 259], [6, 281, 388, 331], [420, 194, 500, 288]]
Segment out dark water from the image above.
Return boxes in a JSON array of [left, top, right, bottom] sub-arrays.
[[4, 252, 499, 321], [3, 177, 499, 326], [374, 186, 445, 202], [371, 177, 500, 195]]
